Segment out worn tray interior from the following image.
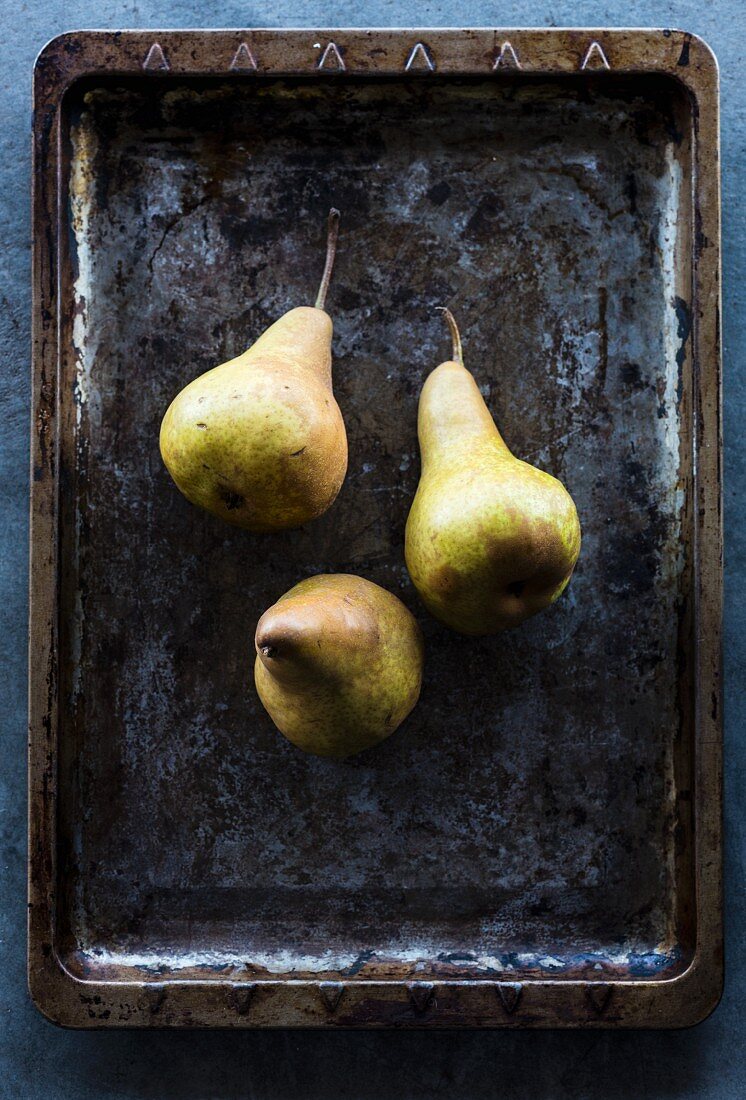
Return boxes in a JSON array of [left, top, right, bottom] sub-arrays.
[[58, 71, 695, 986]]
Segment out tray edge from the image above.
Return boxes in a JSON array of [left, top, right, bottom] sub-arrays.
[[28, 26, 722, 1030]]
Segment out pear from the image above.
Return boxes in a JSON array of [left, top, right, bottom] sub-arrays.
[[254, 574, 424, 758], [159, 209, 347, 531], [405, 309, 581, 635]]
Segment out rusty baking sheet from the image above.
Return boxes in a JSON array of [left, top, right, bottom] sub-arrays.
[[29, 29, 722, 1028]]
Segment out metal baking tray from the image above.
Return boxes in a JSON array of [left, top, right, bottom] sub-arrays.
[[30, 29, 722, 1028]]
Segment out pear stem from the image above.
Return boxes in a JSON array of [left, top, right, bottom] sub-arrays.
[[315, 208, 340, 311], [437, 307, 463, 364]]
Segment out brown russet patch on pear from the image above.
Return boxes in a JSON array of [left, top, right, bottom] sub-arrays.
[[482, 515, 573, 591], [432, 562, 460, 596]]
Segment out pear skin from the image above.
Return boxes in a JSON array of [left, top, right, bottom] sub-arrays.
[[405, 310, 581, 636], [254, 574, 424, 758], [160, 210, 347, 532]]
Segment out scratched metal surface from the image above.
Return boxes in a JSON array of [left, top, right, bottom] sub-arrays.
[[60, 74, 692, 982]]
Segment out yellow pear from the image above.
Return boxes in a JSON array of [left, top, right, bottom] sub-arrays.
[[160, 210, 347, 531], [254, 574, 424, 758], [405, 309, 581, 635]]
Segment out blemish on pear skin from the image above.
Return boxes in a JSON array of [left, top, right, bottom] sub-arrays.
[[219, 488, 244, 511], [433, 564, 459, 594]]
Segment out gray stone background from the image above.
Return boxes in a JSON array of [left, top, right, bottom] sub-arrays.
[[1, 2, 743, 1097]]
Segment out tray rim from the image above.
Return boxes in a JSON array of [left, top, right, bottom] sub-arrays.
[[29, 26, 722, 1029]]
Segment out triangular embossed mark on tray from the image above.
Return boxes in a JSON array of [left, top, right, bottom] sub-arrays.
[[585, 984, 614, 1016], [497, 981, 523, 1014], [144, 984, 166, 1013], [407, 981, 435, 1013], [227, 984, 256, 1015], [318, 982, 345, 1013], [493, 41, 521, 69], [142, 42, 170, 72], [581, 41, 611, 70], [405, 42, 435, 72], [230, 42, 258, 72], [317, 41, 346, 71]]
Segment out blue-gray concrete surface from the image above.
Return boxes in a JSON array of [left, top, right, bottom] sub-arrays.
[[1, 2, 743, 1096]]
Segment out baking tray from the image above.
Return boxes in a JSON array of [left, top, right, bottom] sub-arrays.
[[29, 29, 722, 1028]]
